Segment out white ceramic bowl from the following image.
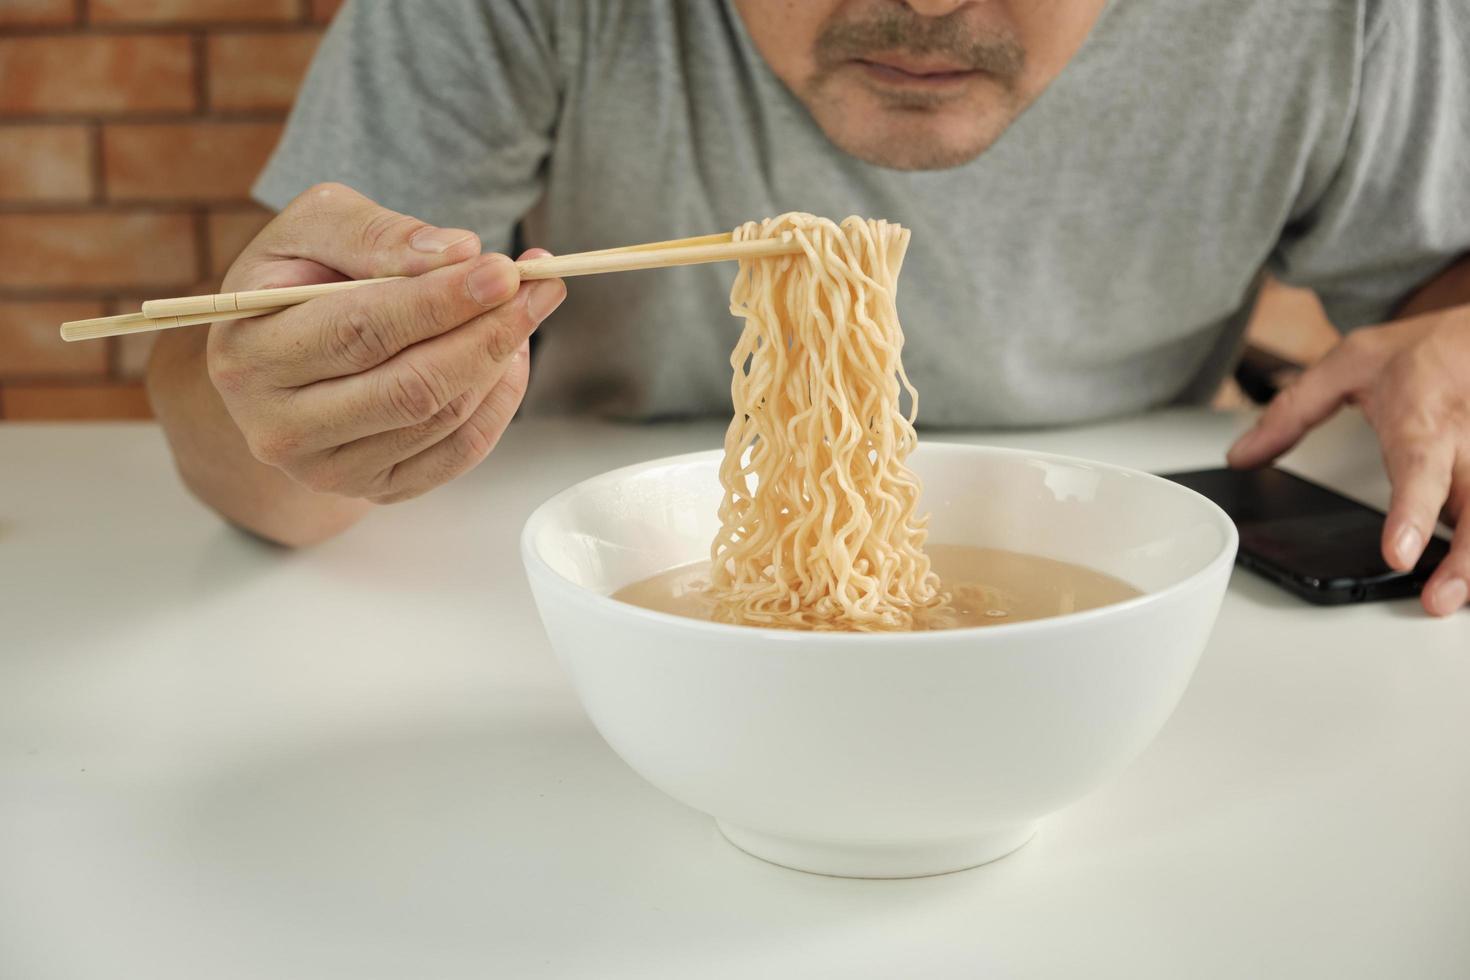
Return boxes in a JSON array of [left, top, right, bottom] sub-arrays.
[[521, 444, 1236, 878]]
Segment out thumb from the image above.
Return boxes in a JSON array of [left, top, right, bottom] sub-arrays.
[[235, 182, 480, 285], [1226, 345, 1363, 468]]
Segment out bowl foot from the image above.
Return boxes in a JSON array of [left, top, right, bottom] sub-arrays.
[[715, 820, 1037, 879]]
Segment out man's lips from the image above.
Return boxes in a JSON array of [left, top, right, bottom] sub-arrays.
[[851, 55, 983, 86]]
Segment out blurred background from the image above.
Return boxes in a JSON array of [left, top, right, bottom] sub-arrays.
[[0, 0, 1333, 421]]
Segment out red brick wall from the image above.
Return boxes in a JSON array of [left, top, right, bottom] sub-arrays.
[[0, 0, 341, 420], [0, 0, 1337, 421]]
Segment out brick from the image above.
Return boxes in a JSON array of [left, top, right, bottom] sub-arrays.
[[91, 0, 296, 23], [0, 0, 77, 25], [0, 213, 197, 290], [310, 0, 342, 22], [0, 126, 92, 203], [0, 36, 194, 115], [0, 382, 152, 420], [103, 122, 282, 202], [207, 205, 273, 276], [208, 31, 321, 111], [0, 301, 108, 377]]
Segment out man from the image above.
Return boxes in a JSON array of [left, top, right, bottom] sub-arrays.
[[147, 0, 1470, 615]]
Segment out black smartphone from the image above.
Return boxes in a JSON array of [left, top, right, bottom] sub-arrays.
[[1161, 466, 1448, 605]]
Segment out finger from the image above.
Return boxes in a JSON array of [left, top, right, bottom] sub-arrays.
[[209, 258, 346, 357], [278, 276, 564, 451], [1421, 496, 1470, 616], [300, 344, 530, 496], [221, 257, 350, 294], [369, 339, 534, 504], [1227, 341, 1369, 468], [218, 253, 521, 389], [233, 182, 481, 286], [1380, 437, 1455, 571]]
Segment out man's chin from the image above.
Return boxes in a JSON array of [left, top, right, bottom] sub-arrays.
[[821, 116, 1002, 171], [805, 87, 1014, 171]]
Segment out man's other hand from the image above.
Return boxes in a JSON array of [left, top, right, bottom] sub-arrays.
[[1228, 309, 1470, 616]]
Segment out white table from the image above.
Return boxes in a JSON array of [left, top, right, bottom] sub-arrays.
[[1, 411, 1466, 980]]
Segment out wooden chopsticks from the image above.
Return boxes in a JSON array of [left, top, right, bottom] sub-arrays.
[[57, 306, 289, 343], [140, 276, 403, 319], [58, 231, 800, 342]]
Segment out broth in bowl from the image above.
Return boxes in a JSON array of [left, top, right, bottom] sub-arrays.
[[614, 544, 1141, 631]]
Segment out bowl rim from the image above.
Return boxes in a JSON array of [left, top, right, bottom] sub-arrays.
[[519, 442, 1239, 644]]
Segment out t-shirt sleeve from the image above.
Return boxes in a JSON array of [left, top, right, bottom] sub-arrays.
[[1268, 0, 1470, 330], [252, 0, 560, 255]]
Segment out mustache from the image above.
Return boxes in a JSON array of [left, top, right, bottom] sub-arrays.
[[814, 10, 1026, 78]]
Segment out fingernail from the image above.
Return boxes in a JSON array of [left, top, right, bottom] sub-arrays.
[[467, 255, 519, 306], [410, 227, 475, 254], [525, 279, 567, 323], [1394, 525, 1424, 567], [1431, 578, 1467, 615]]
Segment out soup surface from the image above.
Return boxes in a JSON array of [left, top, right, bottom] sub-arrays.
[[611, 544, 1142, 631]]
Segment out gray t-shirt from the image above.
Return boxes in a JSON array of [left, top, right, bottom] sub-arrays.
[[255, 0, 1470, 427]]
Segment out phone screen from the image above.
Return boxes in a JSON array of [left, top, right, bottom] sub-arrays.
[[1162, 466, 1447, 600]]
